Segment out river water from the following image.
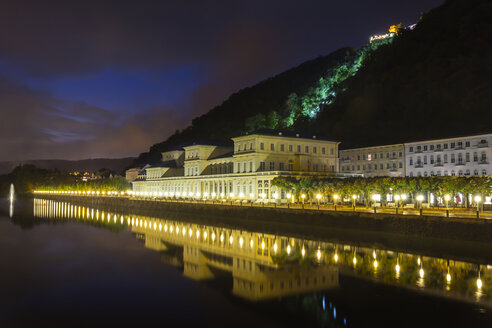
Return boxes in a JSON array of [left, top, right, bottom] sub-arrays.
[[0, 198, 490, 327]]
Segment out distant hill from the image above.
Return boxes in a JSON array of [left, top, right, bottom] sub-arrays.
[[0, 158, 135, 175], [133, 0, 491, 166]]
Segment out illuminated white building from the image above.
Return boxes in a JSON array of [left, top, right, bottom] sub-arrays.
[[405, 134, 492, 177], [131, 130, 344, 202]]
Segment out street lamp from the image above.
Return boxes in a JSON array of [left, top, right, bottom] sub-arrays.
[[352, 194, 357, 210], [394, 195, 400, 208], [301, 193, 306, 208], [371, 194, 379, 213], [333, 194, 339, 211], [444, 194, 451, 209], [474, 195, 482, 218], [416, 195, 424, 215], [316, 193, 322, 209]]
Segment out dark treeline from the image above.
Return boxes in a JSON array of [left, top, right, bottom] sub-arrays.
[[272, 176, 492, 207], [0, 165, 130, 197]]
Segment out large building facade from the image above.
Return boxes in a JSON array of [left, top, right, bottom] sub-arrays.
[[338, 133, 492, 178], [339, 144, 405, 177], [405, 134, 492, 177], [132, 131, 343, 202]]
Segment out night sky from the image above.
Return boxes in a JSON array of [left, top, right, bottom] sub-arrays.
[[0, 0, 443, 161]]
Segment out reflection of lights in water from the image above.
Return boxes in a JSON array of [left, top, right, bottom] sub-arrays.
[[170, 225, 173, 233], [301, 247, 305, 257], [333, 307, 336, 319], [164, 224, 168, 232], [250, 239, 253, 248], [261, 241, 265, 250], [317, 249, 321, 261], [353, 257, 357, 265], [420, 268, 424, 278], [373, 260, 378, 269], [159, 223, 162, 231], [220, 234, 224, 243], [273, 243, 277, 253], [477, 278, 482, 289], [203, 231, 207, 239], [196, 230, 200, 238], [239, 237, 243, 248], [182, 228, 186, 236], [322, 296, 325, 311], [189, 228, 192, 237], [417, 257, 421, 265], [212, 232, 215, 241], [334, 253, 338, 262], [176, 227, 179, 234], [287, 245, 291, 255], [373, 250, 376, 259], [229, 235, 233, 244]]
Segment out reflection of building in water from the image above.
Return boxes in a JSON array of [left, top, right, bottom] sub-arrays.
[[33, 198, 491, 305], [130, 216, 338, 301]]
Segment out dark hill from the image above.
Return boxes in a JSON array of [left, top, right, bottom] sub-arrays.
[[309, 0, 492, 148], [134, 0, 491, 165]]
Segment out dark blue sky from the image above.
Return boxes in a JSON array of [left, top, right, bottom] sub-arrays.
[[0, 0, 443, 160]]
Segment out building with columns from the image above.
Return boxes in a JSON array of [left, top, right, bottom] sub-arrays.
[[131, 130, 343, 202]]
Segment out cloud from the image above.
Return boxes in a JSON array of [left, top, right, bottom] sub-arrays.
[[0, 75, 188, 160]]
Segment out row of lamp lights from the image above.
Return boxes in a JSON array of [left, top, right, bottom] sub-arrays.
[[35, 190, 128, 196]]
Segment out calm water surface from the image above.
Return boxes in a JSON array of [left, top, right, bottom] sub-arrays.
[[0, 198, 490, 327]]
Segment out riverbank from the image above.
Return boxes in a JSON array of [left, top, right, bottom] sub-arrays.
[[35, 195, 492, 263]]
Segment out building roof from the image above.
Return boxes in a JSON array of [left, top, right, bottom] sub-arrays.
[[236, 129, 338, 142]]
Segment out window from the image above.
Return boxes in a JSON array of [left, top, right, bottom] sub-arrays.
[[259, 162, 265, 171], [238, 144, 241, 152], [322, 147, 326, 154], [305, 146, 309, 153], [386, 152, 389, 158], [270, 144, 274, 151], [409, 157, 413, 165], [457, 141, 463, 148], [362, 164, 366, 170], [357, 165, 360, 170], [444, 144, 448, 149], [288, 144, 293, 152], [451, 154, 455, 163], [481, 152, 487, 161], [357, 155, 361, 160], [466, 153, 470, 162], [451, 142, 455, 148], [288, 160, 293, 171], [482, 169, 487, 175], [374, 163, 378, 170], [313, 146, 317, 154], [380, 163, 383, 169], [269, 162, 275, 171], [380, 152, 383, 158], [437, 144, 441, 150], [399, 161, 403, 168], [249, 162, 253, 172], [409, 147, 414, 152], [399, 151, 403, 157], [474, 169, 479, 175], [466, 141, 470, 147], [474, 152, 478, 161], [423, 156, 427, 164], [430, 155, 434, 164], [280, 144, 285, 152], [444, 154, 448, 163], [279, 162, 284, 170], [243, 162, 247, 172], [386, 163, 390, 169], [458, 153, 463, 164], [250, 143, 253, 150], [430, 145, 434, 150], [417, 146, 421, 152], [260, 143, 264, 150], [330, 148, 334, 155], [374, 153, 378, 159], [423, 145, 428, 151]]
